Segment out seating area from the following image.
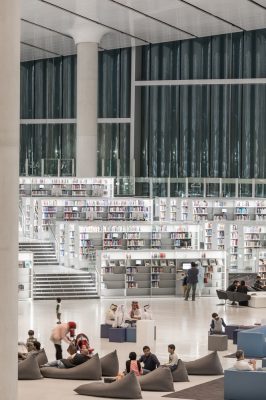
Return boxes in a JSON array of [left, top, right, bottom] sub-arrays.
[[224, 369, 266, 400], [216, 290, 251, 306], [237, 326, 266, 357]]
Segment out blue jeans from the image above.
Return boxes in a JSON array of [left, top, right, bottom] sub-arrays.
[[185, 283, 197, 300], [43, 360, 66, 368]]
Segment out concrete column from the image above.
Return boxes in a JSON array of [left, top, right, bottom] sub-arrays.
[[70, 23, 108, 177], [76, 42, 98, 177], [0, 1, 20, 399]]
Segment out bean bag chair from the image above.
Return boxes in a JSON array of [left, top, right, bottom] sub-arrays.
[[40, 353, 102, 380], [74, 371, 142, 399], [184, 351, 223, 375], [18, 354, 42, 380], [34, 349, 48, 367], [139, 366, 174, 392], [100, 350, 119, 377], [172, 359, 189, 382]]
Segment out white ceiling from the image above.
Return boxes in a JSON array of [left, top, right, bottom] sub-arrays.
[[21, 0, 266, 61]]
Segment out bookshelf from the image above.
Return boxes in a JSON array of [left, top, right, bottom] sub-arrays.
[[18, 252, 33, 300], [98, 250, 226, 298]]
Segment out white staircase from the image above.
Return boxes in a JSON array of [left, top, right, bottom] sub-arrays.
[[33, 272, 98, 299], [19, 242, 59, 266]]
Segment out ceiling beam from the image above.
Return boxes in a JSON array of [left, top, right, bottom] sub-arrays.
[[246, 0, 266, 11], [21, 41, 61, 56]]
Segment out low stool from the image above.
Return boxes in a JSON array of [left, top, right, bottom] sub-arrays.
[[100, 324, 111, 339], [208, 334, 228, 351], [109, 328, 126, 343], [126, 327, 136, 342]]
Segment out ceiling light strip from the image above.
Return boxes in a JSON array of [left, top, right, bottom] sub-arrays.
[[39, 0, 150, 44], [135, 78, 266, 86], [177, 0, 245, 31], [21, 18, 73, 39], [21, 41, 61, 56], [109, 0, 197, 38]]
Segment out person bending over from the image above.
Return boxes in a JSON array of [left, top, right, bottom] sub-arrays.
[[50, 321, 76, 360]]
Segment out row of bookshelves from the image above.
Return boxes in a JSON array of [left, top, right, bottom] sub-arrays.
[[98, 250, 225, 297], [155, 198, 266, 221], [19, 177, 114, 198]]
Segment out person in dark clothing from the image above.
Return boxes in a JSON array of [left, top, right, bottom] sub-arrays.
[[226, 280, 240, 292], [139, 346, 160, 374], [237, 280, 249, 306], [41, 347, 90, 368], [253, 276, 266, 291], [184, 262, 199, 301]]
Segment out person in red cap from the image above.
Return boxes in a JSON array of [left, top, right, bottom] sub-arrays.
[[50, 321, 76, 360]]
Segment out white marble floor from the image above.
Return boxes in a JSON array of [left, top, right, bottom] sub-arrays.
[[18, 297, 266, 400]]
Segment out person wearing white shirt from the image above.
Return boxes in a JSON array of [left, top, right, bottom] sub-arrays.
[[233, 350, 256, 371]]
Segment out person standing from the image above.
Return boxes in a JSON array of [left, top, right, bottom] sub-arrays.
[[50, 321, 76, 360], [184, 262, 199, 301], [56, 298, 62, 324]]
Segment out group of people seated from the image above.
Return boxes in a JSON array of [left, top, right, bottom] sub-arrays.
[[105, 301, 153, 328], [226, 276, 266, 306], [18, 330, 42, 360], [112, 344, 178, 381]]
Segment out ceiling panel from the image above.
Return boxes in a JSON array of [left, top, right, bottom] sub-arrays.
[[184, 0, 266, 31], [21, 20, 76, 57], [114, 0, 240, 37], [20, 0, 266, 61], [47, 0, 193, 43], [20, 42, 58, 62]]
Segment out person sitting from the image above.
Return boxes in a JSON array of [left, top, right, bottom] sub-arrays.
[[26, 329, 37, 346], [226, 280, 240, 292], [163, 344, 178, 371], [41, 345, 90, 369], [105, 304, 118, 325], [18, 340, 41, 360], [142, 304, 152, 320], [130, 301, 141, 321], [125, 352, 142, 376], [233, 349, 256, 370], [112, 304, 129, 328], [237, 280, 249, 306], [210, 313, 226, 334], [139, 346, 160, 374], [253, 276, 265, 291]]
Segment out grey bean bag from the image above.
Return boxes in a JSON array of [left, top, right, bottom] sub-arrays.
[[139, 366, 174, 392], [40, 353, 102, 380], [74, 371, 142, 399], [100, 350, 119, 376], [184, 351, 223, 375], [172, 359, 189, 382], [34, 349, 48, 367], [18, 354, 42, 380]]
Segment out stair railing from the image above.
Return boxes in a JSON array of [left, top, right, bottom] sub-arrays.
[[47, 223, 60, 265]]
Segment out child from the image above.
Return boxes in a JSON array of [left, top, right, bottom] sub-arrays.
[[182, 274, 188, 297], [56, 298, 62, 324], [26, 330, 37, 348], [163, 344, 178, 371], [125, 352, 142, 376], [210, 313, 226, 334]]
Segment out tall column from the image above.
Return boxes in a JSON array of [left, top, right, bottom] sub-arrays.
[[70, 24, 108, 177], [0, 1, 20, 399], [76, 42, 98, 177]]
